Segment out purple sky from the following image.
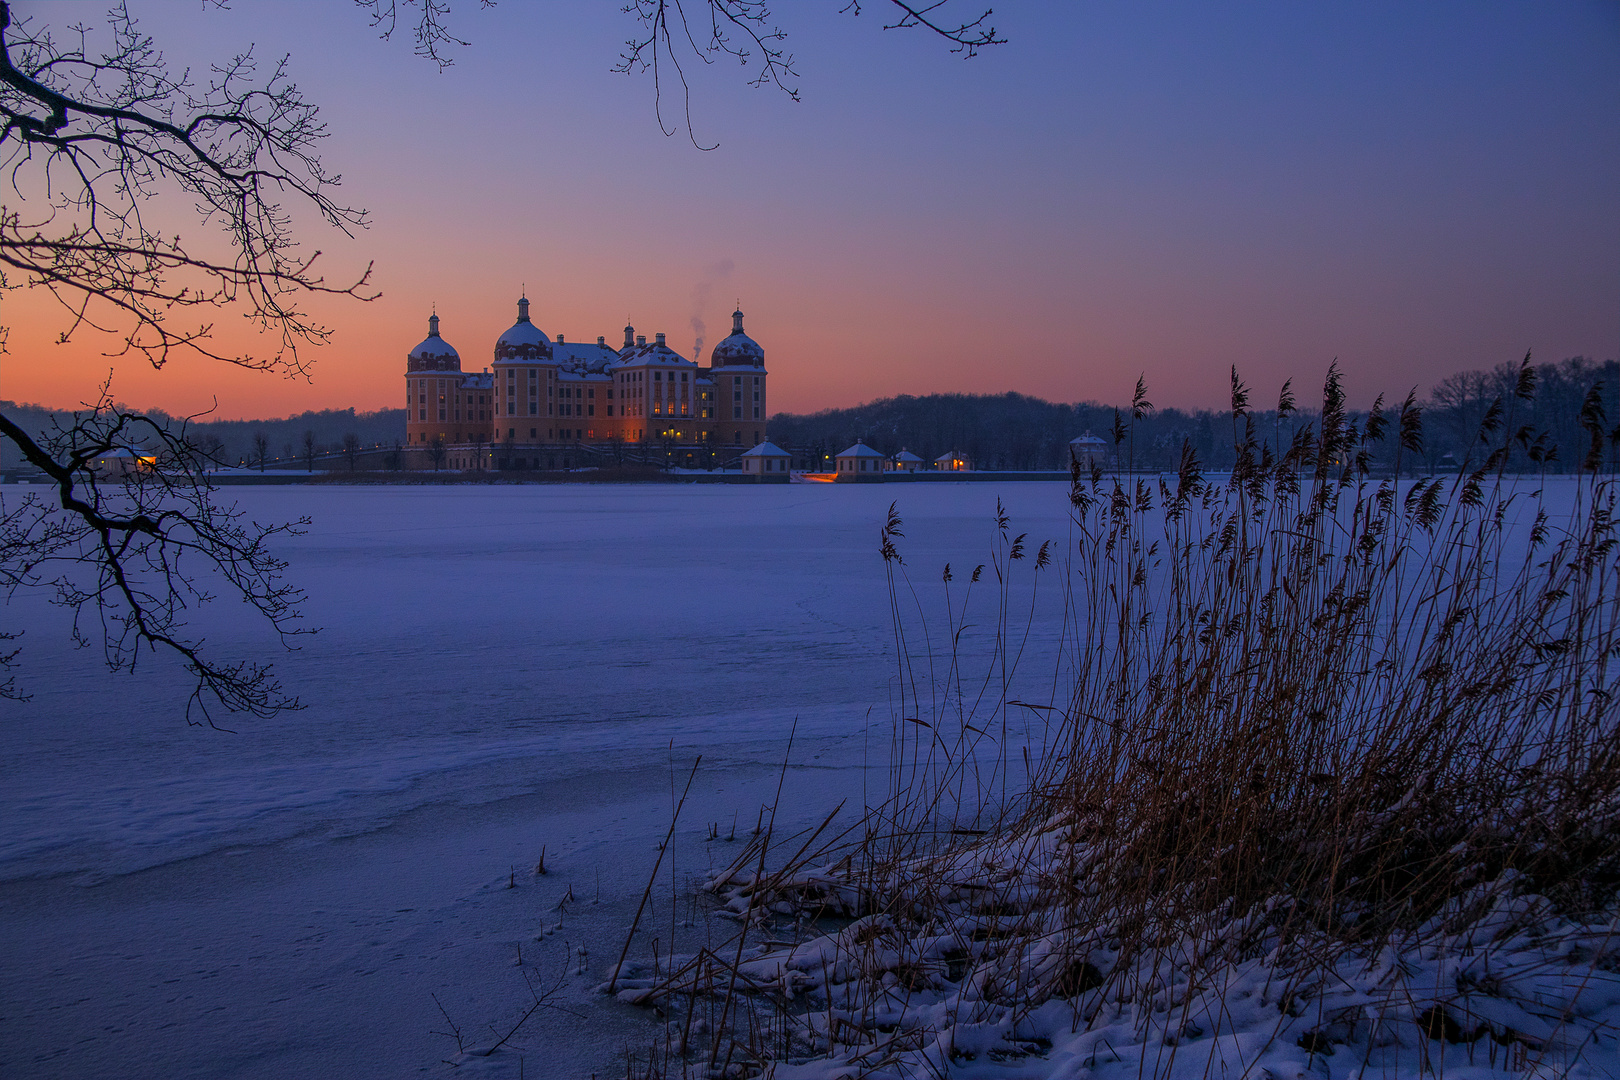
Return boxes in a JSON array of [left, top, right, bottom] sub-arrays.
[[8, 1, 1617, 417]]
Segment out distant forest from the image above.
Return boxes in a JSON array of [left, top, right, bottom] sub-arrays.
[[768, 356, 1620, 474], [0, 403, 406, 469], [4, 355, 1616, 474]]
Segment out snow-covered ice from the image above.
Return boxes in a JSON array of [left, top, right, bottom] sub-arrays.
[[0, 481, 1074, 1080]]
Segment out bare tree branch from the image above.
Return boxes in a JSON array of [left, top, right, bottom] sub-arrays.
[[353, 0, 497, 71], [0, 1, 376, 374], [0, 0, 365, 717], [0, 391, 308, 725], [614, 0, 1003, 147]]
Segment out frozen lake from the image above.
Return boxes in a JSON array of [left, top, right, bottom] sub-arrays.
[[0, 481, 1076, 1079]]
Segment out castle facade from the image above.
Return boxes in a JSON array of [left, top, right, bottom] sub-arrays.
[[404, 297, 768, 469]]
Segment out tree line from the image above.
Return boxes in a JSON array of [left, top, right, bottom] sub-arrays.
[[767, 356, 1620, 473], [0, 402, 407, 472]]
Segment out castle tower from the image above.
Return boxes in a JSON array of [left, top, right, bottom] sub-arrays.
[[708, 307, 768, 449], [404, 311, 465, 449], [491, 294, 557, 448]]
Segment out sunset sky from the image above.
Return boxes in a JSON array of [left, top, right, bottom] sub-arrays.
[[3, 1, 1616, 419]]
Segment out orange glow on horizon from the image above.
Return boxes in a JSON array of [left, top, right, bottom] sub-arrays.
[[1, 3, 1613, 422]]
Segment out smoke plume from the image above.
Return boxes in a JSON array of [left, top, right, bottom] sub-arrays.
[[690, 257, 734, 361]]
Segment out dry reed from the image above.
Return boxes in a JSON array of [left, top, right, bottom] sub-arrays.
[[611, 363, 1620, 1078]]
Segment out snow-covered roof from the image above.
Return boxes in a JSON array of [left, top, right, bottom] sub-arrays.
[[893, 450, 924, 462], [553, 340, 622, 373], [1070, 432, 1107, 447], [837, 442, 887, 459], [493, 297, 553, 362], [461, 372, 493, 389], [934, 451, 969, 463], [613, 335, 697, 369], [711, 309, 764, 368], [740, 441, 791, 458], [410, 313, 459, 362]]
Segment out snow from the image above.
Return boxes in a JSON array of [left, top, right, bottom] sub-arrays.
[[679, 833, 1620, 1080], [410, 335, 461, 361], [0, 480, 1075, 1079], [494, 320, 551, 350], [5, 476, 1609, 1079]]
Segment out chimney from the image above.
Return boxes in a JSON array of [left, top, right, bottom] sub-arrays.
[[558, 333, 565, 344], [597, 336, 605, 346], [655, 332, 666, 346], [637, 335, 646, 347]]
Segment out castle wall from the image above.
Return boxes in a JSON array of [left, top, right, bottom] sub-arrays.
[[403, 303, 769, 466]]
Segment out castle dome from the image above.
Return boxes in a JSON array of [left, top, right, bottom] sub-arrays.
[[710, 308, 764, 367], [408, 312, 460, 371], [494, 295, 553, 362]]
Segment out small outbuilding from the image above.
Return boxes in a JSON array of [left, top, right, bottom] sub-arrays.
[[1069, 431, 1108, 471], [88, 446, 155, 479], [889, 449, 925, 473], [835, 441, 888, 480], [739, 440, 793, 482], [934, 451, 972, 472]]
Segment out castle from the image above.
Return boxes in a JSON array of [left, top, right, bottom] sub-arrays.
[[404, 297, 768, 470]]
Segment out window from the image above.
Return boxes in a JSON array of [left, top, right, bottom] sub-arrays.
[[530, 428, 537, 438]]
